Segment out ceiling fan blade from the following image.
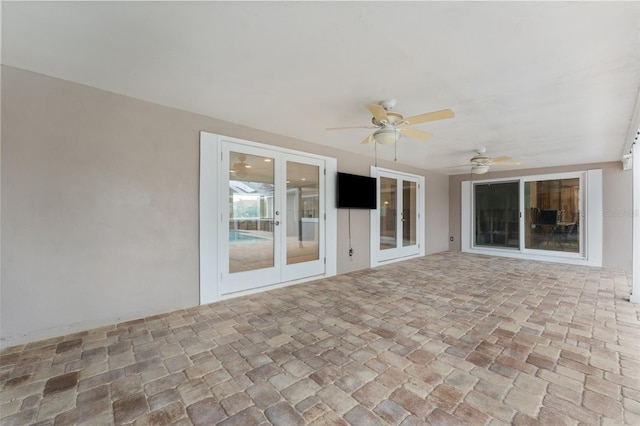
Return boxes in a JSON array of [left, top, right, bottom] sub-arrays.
[[360, 134, 375, 144], [365, 103, 390, 123], [402, 109, 454, 126], [326, 125, 376, 130], [489, 156, 512, 163], [399, 127, 433, 140], [492, 161, 521, 166], [446, 164, 473, 168]]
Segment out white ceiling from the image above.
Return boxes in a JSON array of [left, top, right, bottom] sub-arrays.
[[3, 1, 639, 174]]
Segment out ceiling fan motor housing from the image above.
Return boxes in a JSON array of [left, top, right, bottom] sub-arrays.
[[470, 155, 490, 164], [371, 111, 404, 127], [379, 99, 396, 111]]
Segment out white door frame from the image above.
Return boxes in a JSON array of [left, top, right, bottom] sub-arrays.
[[631, 146, 640, 304], [199, 132, 337, 304], [370, 166, 426, 266]]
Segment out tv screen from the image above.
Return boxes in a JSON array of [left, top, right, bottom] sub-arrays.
[[336, 172, 377, 209], [540, 209, 558, 225]]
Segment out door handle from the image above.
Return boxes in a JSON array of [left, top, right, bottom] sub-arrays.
[[274, 220, 280, 226]]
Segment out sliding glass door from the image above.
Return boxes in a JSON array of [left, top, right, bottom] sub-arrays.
[[470, 172, 584, 257]]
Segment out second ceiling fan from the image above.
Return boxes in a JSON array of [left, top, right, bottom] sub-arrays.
[[327, 99, 454, 145], [450, 148, 521, 174]]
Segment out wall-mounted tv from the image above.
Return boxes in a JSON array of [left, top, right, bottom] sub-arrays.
[[336, 172, 377, 209], [539, 209, 558, 225]]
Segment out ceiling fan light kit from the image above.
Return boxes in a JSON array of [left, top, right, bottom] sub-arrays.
[[373, 127, 400, 144], [471, 165, 490, 174]]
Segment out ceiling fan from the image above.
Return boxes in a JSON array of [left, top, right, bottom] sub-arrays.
[[230, 154, 251, 177], [327, 99, 454, 145], [452, 148, 521, 174]]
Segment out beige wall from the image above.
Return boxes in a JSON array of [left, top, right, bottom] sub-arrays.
[[1, 66, 449, 346], [448, 162, 633, 270], [331, 151, 450, 274]]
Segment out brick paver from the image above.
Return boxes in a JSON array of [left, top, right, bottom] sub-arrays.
[[1, 252, 638, 424]]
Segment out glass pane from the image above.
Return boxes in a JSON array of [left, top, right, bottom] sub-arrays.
[[286, 162, 320, 265], [474, 182, 519, 248], [525, 178, 580, 253], [228, 152, 274, 273], [402, 180, 417, 247], [380, 177, 397, 250]]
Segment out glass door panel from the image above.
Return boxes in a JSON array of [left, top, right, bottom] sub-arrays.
[[402, 180, 417, 247], [524, 178, 580, 253], [281, 156, 325, 281], [285, 161, 319, 265], [474, 182, 519, 248], [221, 144, 282, 295], [228, 151, 275, 273], [380, 177, 397, 251]]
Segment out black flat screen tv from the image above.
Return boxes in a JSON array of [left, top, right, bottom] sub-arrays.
[[540, 209, 558, 225], [336, 172, 377, 209]]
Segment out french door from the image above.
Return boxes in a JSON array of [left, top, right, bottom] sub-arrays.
[[220, 142, 325, 295], [372, 168, 424, 264]]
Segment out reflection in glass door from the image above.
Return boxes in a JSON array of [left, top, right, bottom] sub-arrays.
[[524, 177, 581, 253], [228, 151, 276, 273], [282, 158, 325, 281], [223, 148, 281, 294], [474, 182, 519, 248], [380, 177, 397, 251], [286, 161, 320, 265], [403, 180, 417, 247]]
